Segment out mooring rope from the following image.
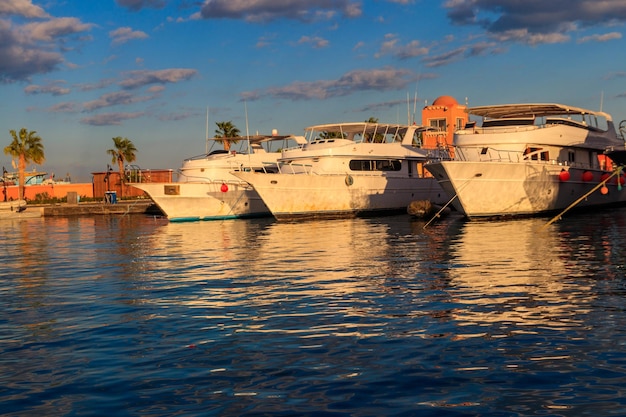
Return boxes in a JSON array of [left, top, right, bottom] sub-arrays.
[[423, 173, 481, 229], [542, 167, 622, 229]]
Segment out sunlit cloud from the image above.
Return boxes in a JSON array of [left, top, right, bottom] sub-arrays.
[[242, 67, 417, 101], [192, 0, 362, 23], [110, 26, 149, 45], [80, 111, 145, 126]]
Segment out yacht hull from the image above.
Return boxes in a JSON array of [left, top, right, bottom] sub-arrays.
[[233, 171, 447, 220], [131, 182, 270, 222], [426, 161, 626, 219]]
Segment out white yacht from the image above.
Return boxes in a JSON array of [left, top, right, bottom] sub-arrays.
[[131, 134, 306, 222], [425, 103, 626, 219], [232, 122, 450, 220]]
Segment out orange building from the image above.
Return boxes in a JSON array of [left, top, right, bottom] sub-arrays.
[[1, 182, 94, 202], [421, 95, 468, 158], [0, 168, 173, 202]]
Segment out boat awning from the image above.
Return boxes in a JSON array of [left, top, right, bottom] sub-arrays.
[[468, 103, 612, 121], [305, 122, 433, 134], [210, 134, 305, 144]]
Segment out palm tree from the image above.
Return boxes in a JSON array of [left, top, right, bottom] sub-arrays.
[[319, 130, 345, 139], [107, 136, 137, 197], [214, 121, 240, 151], [364, 117, 384, 143], [4, 128, 45, 202]]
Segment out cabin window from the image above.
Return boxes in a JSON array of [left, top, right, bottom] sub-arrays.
[[480, 147, 489, 155], [349, 159, 402, 171], [568, 150, 575, 163], [412, 131, 423, 147], [456, 117, 465, 130], [524, 147, 549, 161], [416, 162, 426, 178]]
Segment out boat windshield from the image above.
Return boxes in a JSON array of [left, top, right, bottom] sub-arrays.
[[306, 123, 409, 144]]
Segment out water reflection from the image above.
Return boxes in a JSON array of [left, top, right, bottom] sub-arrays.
[[442, 218, 592, 331], [138, 218, 398, 340], [435, 213, 626, 346], [3, 212, 626, 415]]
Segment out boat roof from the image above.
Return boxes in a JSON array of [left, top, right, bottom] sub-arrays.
[[305, 122, 433, 133], [468, 103, 612, 121], [210, 134, 306, 144]]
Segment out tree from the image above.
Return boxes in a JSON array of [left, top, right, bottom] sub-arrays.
[[364, 117, 384, 143], [319, 130, 345, 139], [107, 136, 137, 197], [214, 121, 240, 151], [4, 128, 45, 201]]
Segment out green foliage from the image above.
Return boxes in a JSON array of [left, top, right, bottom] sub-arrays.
[[107, 136, 137, 192], [4, 128, 45, 164], [33, 192, 58, 203], [107, 136, 137, 167], [5, 128, 45, 200], [214, 121, 240, 151]]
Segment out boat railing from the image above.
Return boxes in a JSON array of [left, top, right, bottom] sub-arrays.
[[455, 147, 527, 162], [177, 175, 252, 188], [454, 146, 601, 170], [277, 162, 314, 174], [236, 161, 282, 174], [458, 124, 539, 135], [223, 179, 252, 188], [423, 147, 453, 161]]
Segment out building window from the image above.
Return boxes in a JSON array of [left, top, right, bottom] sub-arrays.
[[429, 118, 447, 131]]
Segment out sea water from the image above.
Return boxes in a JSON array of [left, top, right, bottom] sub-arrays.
[[1, 210, 626, 416]]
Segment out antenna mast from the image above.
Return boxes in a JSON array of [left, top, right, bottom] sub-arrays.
[[600, 91, 604, 112], [205, 106, 209, 154], [407, 92, 410, 125], [244, 101, 251, 154]]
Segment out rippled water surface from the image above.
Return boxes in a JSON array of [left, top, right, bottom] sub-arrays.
[[2, 210, 626, 416]]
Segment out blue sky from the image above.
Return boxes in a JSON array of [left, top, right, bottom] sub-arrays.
[[2, 0, 626, 182]]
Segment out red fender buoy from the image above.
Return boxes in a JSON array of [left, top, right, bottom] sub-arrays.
[[582, 171, 593, 182], [221, 183, 228, 192], [559, 170, 570, 181]]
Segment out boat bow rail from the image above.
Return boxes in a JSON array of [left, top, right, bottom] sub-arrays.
[[453, 145, 606, 171], [168, 175, 253, 188]]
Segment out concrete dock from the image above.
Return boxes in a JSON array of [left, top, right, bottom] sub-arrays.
[[37, 200, 163, 217]]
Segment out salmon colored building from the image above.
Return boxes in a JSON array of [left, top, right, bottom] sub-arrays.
[[1, 168, 173, 202], [1, 182, 94, 202], [421, 95, 468, 158], [92, 168, 173, 199]]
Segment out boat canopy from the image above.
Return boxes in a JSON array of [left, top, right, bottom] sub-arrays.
[[209, 134, 306, 145], [305, 122, 433, 135], [303, 122, 435, 145], [467, 103, 612, 122]]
